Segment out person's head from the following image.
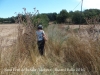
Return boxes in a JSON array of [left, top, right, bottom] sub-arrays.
[[37, 25, 43, 30]]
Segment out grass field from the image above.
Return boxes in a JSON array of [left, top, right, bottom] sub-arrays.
[[0, 24, 18, 47], [0, 24, 100, 75], [0, 24, 90, 47]]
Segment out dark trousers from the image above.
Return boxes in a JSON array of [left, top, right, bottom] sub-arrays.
[[37, 40, 45, 55]]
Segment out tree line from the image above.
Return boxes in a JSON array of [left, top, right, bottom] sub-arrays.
[[0, 17, 15, 24], [0, 9, 100, 24]]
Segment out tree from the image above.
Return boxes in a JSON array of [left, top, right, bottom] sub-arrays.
[[46, 13, 57, 21], [72, 11, 85, 24], [84, 9, 100, 18], [69, 11, 74, 18], [32, 14, 49, 28], [52, 12, 57, 21], [0, 18, 3, 23], [56, 9, 69, 23]]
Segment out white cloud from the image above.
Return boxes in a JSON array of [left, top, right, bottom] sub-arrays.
[[76, 0, 100, 9]]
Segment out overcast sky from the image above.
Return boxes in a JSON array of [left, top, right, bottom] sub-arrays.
[[0, 0, 100, 18]]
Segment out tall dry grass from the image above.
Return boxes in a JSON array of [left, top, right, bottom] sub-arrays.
[[45, 25, 100, 74], [1, 9, 100, 75], [1, 24, 100, 75]]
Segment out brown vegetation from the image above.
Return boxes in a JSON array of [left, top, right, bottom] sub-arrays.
[[0, 23, 100, 75]]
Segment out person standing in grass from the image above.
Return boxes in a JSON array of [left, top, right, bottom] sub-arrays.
[[36, 25, 47, 56]]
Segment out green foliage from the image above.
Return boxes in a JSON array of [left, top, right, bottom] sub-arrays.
[[69, 11, 74, 18], [0, 9, 100, 24], [0, 18, 3, 23], [0, 17, 15, 24], [72, 11, 86, 24], [84, 9, 100, 18], [57, 9, 69, 23], [72, 11, 81, 24], [46, 13, 57, 21], [32, 14, 49, 28]]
